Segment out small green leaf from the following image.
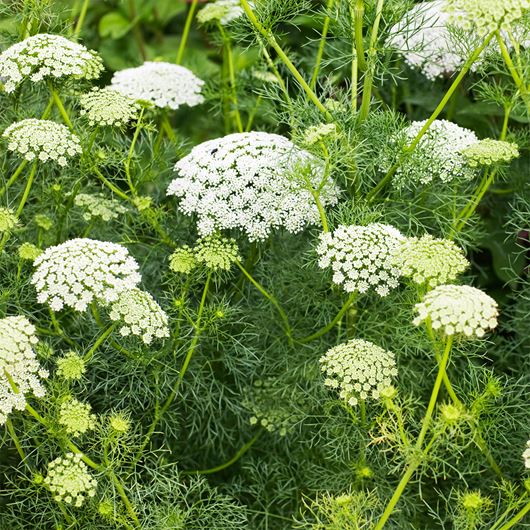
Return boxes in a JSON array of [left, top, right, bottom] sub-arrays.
[[99, 11, 132, 40]]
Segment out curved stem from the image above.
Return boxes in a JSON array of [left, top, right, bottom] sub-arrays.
[[353, 0, 366, 72], [236, 261, 293, 344], [83, 324, 117, 362], [124, 107, 145, 196], [72, 0, 90, 38], [48, 83, 74, 131], [15, 161, 38, 217], [6, 418, 27, 462], [310, 0, 335, 89], [0, 160, 28, 198], [494, 500, 530, 530], [176, 0, 199, 64], [298, 292, 356, 344]]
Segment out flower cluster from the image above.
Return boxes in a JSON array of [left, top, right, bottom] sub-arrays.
[[445, 0, 530, 36], [32, 238, 141, 312], [316, 223, 403, 296], [461, 139, 520, 167], [413, 284, 498, 337], [0, 316, 48, 425], [390, 120, 478, 188], [44, 453, 97, 507], [394, 234, 469, 288], [108, 288, 169, 344], [18, 242, 42, 261], [387, 1, 465, 80], [108, 413, 131, 434], [58, 398, 96, 437], [195, 235, 241, 271], [111, 61, 204, 110], [56, 351, 86, 381], [0, 33, 103, 93], [74, 193, 127, 222], [79, 87, 140, 127], [319, 339, 398, 406], [169, 245, 197, 274], [3, 119, 82, 166], [0, 208, 18, 233], [167, 132, 340, 241], [197, 0, 244, 24], [523, 439, 530, 468], [303, 123, 338, 145]]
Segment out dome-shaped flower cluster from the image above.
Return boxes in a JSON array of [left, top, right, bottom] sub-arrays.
[[394, 234, 469, 288], [111, 61, 204, 110], [445, 0, 530, 37], [413, 284, 498, 337], [74, 193, 127, 222], [0, 33, 103, 93], [523, 439, 530, 468], [389, 120, 478, 188], [316, 223, 403, 296], [0, 316, 48, 425], [303, 123, 338, 146], [319, 339, 398, 406], [18, 242, 42, 261], [108, 288, 169, 344], [0, 208, 19, 233], [58, 398, 96, 437], [387, 1, 465, 80], [197, 0, 244, 24], [169, 245, 197, 275], [32, 238, 141, 312], [195, 235, 241, 271], [44, 453, 97, 507], [3, 119, 82, 166], [461, 139, 520, 167], [79, 87, 140, 127], [56, 351, 86, 381], [167, 132, 340, 241]]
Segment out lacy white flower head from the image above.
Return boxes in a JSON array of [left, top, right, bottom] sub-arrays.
[[79, 87, 140, 127], [169, 245, 197, 274], [74, 193, 128, 222], [316, 223, 404, 296], [58, 398, 96, 437], [445, 0, 530, 37], [195, 234, 241, 271], [167, 132, 340, 241], [387, 1, 465, 80], [461, 139, 520, 167], [0, 207, 18, 234], [3, 119, 82, 166], [319, 339, 398, 406], [197, 0, 244, 25], [0, 34, 103, 93], [44, 453, 97, 507], [32, 238, 141, 312], [56, 351, 86, 381], [394, 234, 469, 288], [0, 316, 48, 425], [108, 288, 170, 344], [111, 61, 204, 110], [523, 439, 530, 468], [413, 284, 498, 337], [389, 119, 478, 188]]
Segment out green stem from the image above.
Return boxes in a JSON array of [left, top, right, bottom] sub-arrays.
[[6, 418, 27, 462], [366, 32, 494, 202], [83, 324, 116, 362], [298, 292, 356, 344], [182, 432, 262, 475], [0, 160, 28, 198], [73, 0, 90, 38], [15, 161, 38, 217], [240, 0, 331, 120], [310, 0, 335, 89], [128, 0, 147, 60], [236, 261, 293, 344], [494, 500, 530, 530], [176, 0, 199, 64], [245, 95, 262, 131], [353, 0, 366, 72], [124, 107, 145, 196], [93, 165, 131, 202], [48, 83, 74, 131]]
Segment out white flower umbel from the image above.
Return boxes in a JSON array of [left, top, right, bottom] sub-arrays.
[[74, 193, 128, 222], [0, 316, 48, 425], [445, 0, 530, 37], [108, 288, 169, 345], [197, 0, 244, 24], [79, 87, 140, 127], [44, 453, 97, 507], [316, 223, 403, 296], [0, 33, 103, 93], [111, 61, 204, 110], [58, 398, 96, 437], [413, 284, 498, 337], [390, 119, 478, 188], [320, 339, 398, 406], [3, 119, 82, 166], [32, 238, 141, 312], [523, 440, 530, 468], [394, 234, 469, 288], [167, 132, 340, 241], [387, 1, 465, 80]]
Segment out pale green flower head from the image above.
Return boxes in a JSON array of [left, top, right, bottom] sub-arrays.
[[58, 398, 96, 437], [34, 214, 53, 230], [462, 139, 519, 167], [195, 235, 241, 271], [197, 0, 244, 25], [80, 87, 140, 127], [56, 351, 86, 381], [0, 208, 18, 234], [109, 412, 131, 434], [44, 452, 97, 507], [169, 245, 197, 274], [74, 193, 127, 222], [18, 242, 42, 261], [303, 123, 338, 146]]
